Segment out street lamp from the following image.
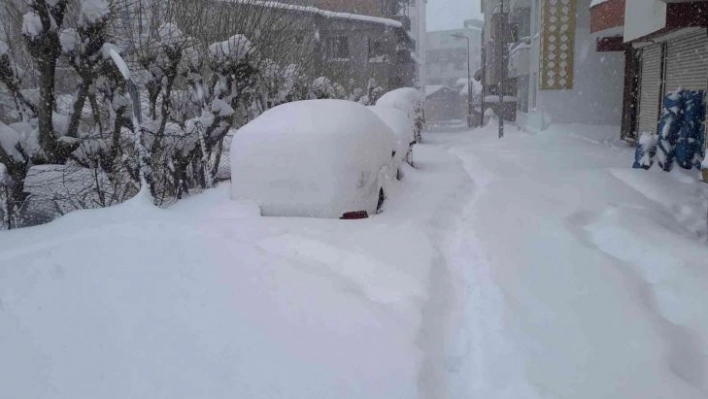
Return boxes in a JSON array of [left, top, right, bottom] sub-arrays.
[[498, 0, 505, 139], [451, 33, 473, 129]]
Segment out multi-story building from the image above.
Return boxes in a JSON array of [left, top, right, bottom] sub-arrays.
[[480, 0, 516, 120], [285, 0, 427, 89], [200, 0, 416, 92], [425, 26, 482, 87], [483, 0, 626, 129]]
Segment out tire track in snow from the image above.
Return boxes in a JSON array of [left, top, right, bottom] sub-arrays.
[[439, 142, 541, 399]]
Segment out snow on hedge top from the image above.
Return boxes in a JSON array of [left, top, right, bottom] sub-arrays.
[[22, 12, 44, 38], [80, 0, 110, 27], [209, 35, 253, 63], [222, 0, 403, 28]]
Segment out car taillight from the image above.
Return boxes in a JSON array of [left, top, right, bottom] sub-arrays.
[[341, 210, 369, 220]]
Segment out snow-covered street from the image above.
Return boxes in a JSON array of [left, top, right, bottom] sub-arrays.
[[2, 122, 708, 398]]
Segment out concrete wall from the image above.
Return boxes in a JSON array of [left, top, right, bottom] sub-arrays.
[[624, 0, 666, 42]]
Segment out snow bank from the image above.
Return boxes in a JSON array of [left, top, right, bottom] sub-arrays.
[[230, 100, 396, 218], [0, 163, 445, 398]]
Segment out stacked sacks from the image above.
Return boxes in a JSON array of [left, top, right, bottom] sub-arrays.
[[636, 88, 706, 172], [656, 89, 684, 172], [675, 90, 706, 170]]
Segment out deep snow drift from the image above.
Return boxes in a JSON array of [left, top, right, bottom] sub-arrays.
[[0, 136, 471, 398], [1, 120, 708, 399]]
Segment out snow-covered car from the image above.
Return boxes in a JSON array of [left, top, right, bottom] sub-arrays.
[[376, 88, 425, 143], [368, 105, 415, 179], [230, 99, 397, 219]]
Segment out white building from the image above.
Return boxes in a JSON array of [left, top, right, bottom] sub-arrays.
[[503, 0, 624, 131], [425, 26, 482, 87]]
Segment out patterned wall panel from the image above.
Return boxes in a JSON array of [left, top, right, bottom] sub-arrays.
[[540, 0, 577, 90]]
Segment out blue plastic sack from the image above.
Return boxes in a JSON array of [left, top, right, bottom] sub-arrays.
[[675, 90, 705, 169], [656, 89, 684, 171]]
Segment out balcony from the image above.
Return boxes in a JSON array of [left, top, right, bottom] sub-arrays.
[[508, 38, 530, 78]]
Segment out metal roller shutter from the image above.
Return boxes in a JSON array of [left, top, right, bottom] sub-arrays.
[[638, 44, 663, 135], [665, 29, 708, 94]]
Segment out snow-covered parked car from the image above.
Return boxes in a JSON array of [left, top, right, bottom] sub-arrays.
[[368, 105, 414, 179], [376, 88, 425, 143], [230, 99, 397, 219]]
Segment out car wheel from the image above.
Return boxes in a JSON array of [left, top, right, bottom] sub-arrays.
[[376, 188, 385, 214]]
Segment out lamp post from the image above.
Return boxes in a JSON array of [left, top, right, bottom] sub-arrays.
[[498, 0, 505, 138], [451, 33, 472, 128]]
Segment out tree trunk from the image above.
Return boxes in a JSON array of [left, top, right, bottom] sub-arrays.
[[37, 56, 58, 159], [5, 162, 30, 229]]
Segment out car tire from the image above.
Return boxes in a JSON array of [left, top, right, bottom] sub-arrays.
[[376, 188, 385, 214]]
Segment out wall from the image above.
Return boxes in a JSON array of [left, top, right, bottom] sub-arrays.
[[524, 0, 624, 128], [624, 0, 666, 42]]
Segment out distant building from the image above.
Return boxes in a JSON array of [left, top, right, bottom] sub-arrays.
[[482, 0, 624, 129], [425, 26, 481, 87], [200, 0, 416, 92]]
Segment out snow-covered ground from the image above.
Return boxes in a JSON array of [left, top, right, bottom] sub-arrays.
[[1, 121, 707, 398], [443, 122, 708, 399]]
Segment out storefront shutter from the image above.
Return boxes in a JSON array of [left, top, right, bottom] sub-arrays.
[[665, 29, 708, 94], [638, 44, 663, 135]]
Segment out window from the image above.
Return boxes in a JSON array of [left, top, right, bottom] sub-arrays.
[[368, 39, 384, 60], [326, 36, 349, 60]]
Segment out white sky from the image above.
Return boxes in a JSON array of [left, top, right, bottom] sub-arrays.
[[426, 0, 482, 31]]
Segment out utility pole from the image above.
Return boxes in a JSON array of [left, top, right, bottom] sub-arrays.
[[451, 33, 472, 128], [480, 30, 486, 127], [498, 0, 505, 139]]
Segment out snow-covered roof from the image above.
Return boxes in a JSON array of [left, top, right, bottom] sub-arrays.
[[425, 85, 446, 97], [221, 0, 403, 28], [459, 80, 482, 97]]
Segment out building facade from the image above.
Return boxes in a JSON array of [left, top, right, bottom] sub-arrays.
[[202, 0, 416, 92], [496, 0, 625, 130]]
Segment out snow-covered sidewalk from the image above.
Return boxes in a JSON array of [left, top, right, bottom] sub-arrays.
[[1, 121, 707, 399], [441, 122, 708, 399]]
